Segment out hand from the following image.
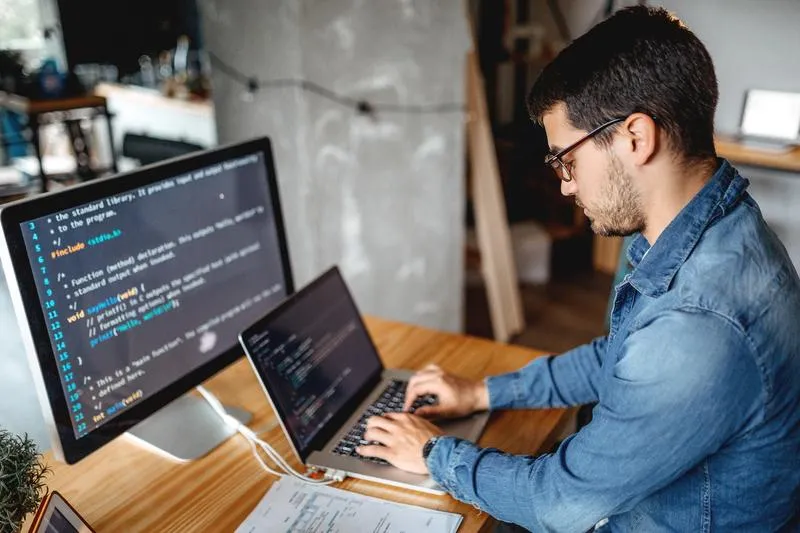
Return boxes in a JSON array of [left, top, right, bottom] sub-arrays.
[[402, 364, 489, 419], [357, 412, 443, 474]]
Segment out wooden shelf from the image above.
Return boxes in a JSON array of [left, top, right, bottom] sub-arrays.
[[0, 91, 108, 115], [715, 136, 800, 173]]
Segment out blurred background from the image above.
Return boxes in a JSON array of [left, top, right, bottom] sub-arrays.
[[1, 0, 799, 448]]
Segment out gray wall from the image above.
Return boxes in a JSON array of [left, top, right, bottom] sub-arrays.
[[558, 1, 800, 266], [199, 0, 469, 332], [658, 0, 800, 267], [555, 0, 800, 134], [658, 0, 800, 135]]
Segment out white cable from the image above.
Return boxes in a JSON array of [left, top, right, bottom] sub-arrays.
[[196, 386, 341, 484], [195, 386, 299, 477], [197, 386, 329, 483], [245, 433, 284, 478]]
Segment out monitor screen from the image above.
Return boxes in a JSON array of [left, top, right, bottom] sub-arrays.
[[241, 267, 382, 460], [0, 138, 293, 462]]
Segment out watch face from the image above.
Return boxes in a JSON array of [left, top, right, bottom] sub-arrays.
[[423, 437, 439, 459]]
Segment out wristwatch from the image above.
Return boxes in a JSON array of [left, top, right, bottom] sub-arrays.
[[422, 436, 440, 460]]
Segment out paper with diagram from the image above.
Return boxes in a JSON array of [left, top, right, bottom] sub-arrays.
[[236, 476, 463, 533]]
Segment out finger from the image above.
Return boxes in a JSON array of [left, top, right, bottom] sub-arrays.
[[356, 444, 393, 461], [366, 415, 400, 432], [406, 374, 447, 400], [382, 411, 412, 422], [411, 405, 442, 418], [363, 427, 394, 445], [406, 371, 441, 393], [403, 379, 445, 412]]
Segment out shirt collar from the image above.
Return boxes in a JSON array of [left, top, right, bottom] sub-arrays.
[[625, 159, 749, 297]]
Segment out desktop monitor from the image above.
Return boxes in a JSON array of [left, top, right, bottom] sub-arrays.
[[0, 137, 294, 464]]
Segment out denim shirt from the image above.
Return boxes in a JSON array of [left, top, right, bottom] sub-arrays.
[[427, 161, 800, 532]]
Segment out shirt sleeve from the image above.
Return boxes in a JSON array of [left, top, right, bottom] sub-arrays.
[[427, 309, 763, 532], [486, 336, 607, 409]]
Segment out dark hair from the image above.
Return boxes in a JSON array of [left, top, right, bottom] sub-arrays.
[[527, 5, 718, 161]]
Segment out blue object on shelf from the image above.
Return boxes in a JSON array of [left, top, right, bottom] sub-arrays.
[[1, 111, 27, 159], [36, 58, 66, 98]]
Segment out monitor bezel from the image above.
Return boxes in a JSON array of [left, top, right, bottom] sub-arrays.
[[0, 137, 294, 464], [239, 266, 384, 463]]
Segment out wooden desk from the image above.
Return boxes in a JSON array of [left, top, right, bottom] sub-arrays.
[[715, 137, 800, 173], [36, 317, 566, 533]]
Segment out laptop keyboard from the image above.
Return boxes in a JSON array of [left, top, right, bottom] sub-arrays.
[[332, 379, 438, 466]]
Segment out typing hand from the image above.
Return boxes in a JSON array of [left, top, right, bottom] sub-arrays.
[[401, 364, 489, 419], [357, 413, 443, 475]]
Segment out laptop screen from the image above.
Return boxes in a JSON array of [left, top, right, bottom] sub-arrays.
[[740, 89, 800, 142], [240, 267, 383, 460]]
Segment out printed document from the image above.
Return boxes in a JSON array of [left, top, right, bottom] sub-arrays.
[[236, 477, 463, 533]]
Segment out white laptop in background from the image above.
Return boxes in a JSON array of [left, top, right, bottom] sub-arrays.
[[734, 89, 800, 151], [239, 266, 490, 495]]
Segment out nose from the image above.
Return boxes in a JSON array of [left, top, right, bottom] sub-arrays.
[[561, 178, 578, 197]]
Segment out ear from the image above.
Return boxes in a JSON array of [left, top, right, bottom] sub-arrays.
[[619, 113, 658, 166]]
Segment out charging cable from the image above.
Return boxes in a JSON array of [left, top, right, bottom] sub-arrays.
[[196, 386, 345, 485]]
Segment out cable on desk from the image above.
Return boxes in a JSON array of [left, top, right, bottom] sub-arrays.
[[196, 386, 344, 485]]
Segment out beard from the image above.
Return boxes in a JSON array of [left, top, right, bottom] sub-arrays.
[[584, 153, 645, 237]]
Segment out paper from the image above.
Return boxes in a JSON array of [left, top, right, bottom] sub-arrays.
[[236, 477, 463, 533]]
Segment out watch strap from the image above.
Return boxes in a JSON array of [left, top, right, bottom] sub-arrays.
[[422, 436, 440, 460]]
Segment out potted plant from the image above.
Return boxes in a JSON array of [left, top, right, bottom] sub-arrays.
[[0, 429, 49, 533]]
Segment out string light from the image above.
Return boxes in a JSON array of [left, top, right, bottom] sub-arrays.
[[206, 51, 466, 118]]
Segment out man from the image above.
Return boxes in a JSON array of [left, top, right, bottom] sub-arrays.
[[357, 6, 800, 532]]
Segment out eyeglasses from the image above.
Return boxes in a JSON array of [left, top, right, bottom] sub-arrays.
[[544, 117, 626, 182]]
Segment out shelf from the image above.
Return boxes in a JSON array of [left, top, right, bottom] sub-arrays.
[[0, 91, 108, 115]]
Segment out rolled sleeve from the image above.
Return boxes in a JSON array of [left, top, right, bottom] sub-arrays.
[[426, 310, 763, 532], [426, 436, 474, 500], [427, 436, 508, 505], [486, 336, 607, 410]]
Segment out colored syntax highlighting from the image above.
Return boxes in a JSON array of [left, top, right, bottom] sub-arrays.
[[20, 154, 287, 439]]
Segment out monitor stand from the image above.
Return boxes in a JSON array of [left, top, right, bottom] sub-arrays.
[[126, 392, 252, 462]]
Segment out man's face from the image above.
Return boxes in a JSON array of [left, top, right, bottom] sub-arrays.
[[542, 105, 645, 237]]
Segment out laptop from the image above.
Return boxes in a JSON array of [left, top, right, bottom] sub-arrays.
[[727, 89, 800, 151], [238, 266, 489, 494]]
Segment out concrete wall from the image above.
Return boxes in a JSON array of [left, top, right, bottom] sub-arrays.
[[1, 0, 469, 451], [200, 0, 469, 331]]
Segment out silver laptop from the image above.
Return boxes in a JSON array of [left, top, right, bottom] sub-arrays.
[[239, 266, 489, 494], [731, 89, 800, 151]]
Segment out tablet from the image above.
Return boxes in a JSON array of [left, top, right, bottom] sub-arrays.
[[28, 491, 95, 533]]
